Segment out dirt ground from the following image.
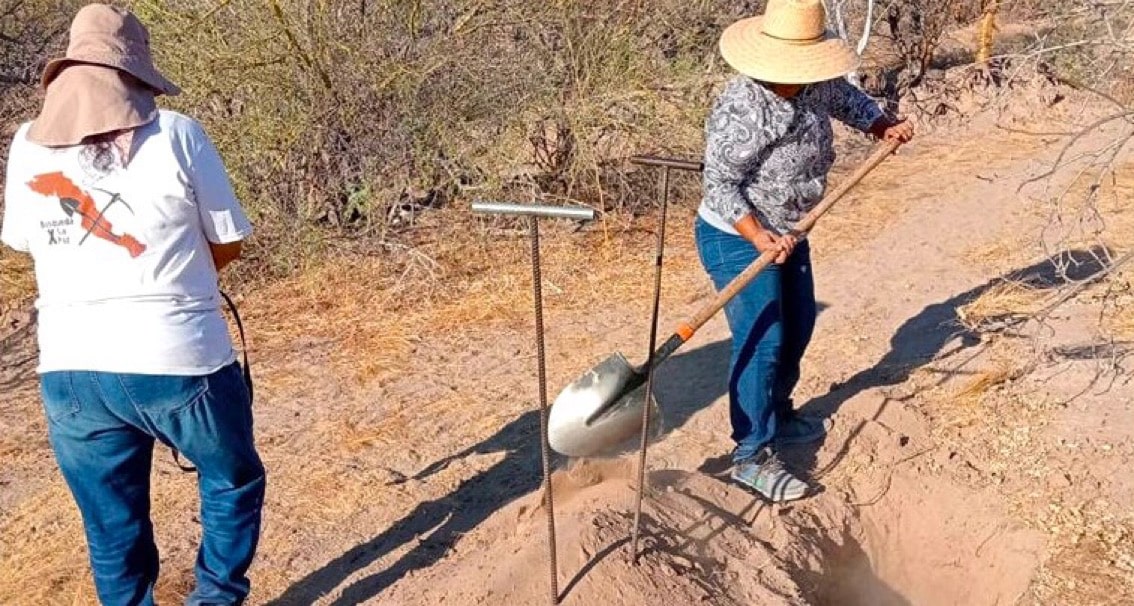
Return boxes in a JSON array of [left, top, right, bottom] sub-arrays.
[[1, 79, 1132, 605]]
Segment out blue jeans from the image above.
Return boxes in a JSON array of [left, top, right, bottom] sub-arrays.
[[695, 217, 817, 462], [40, 362, 265, 606]]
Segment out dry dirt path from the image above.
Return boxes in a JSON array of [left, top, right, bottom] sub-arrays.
[[2, 92, 1130, 605], [250, 98, 1128, 604]]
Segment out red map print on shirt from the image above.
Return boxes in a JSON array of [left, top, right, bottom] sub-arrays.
[[27, 172, 146, 258]]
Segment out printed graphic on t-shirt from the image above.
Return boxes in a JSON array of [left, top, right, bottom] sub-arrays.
[[26, 172, 146, 257]]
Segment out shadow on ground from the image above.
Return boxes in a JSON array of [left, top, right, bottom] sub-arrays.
[[788, 247, 1111, 478], [790, 521, 912, 606], [271, 249, 1108, 604], [267, 340, 731, 605]]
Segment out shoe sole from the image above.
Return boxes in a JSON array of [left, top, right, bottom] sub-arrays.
[[729, 471, 808, 502]]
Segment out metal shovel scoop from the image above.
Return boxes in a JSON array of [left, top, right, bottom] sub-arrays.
[[548, 140, 901, 457]]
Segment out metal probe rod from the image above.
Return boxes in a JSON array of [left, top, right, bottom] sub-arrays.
[[627, 155, 701, 564], [528, 219, 558, 605], [472, 201, 596, 221], [629, 155, 703, 172], [629, 166, 668, 564], [471, 200, 595, 604]]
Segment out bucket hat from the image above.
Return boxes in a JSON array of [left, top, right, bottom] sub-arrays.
[[27, 4, 177, 147]]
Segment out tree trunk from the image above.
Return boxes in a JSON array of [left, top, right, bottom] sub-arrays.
[[976, 1, 998, 65]]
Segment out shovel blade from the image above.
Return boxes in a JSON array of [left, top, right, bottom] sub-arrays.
[[548, 352, 662, 457]]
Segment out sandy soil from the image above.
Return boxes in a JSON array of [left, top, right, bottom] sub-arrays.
[[1, 79, 1132, 605]]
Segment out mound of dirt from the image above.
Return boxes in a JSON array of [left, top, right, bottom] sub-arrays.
[[380, 459, 806, 605], [378, 455, 1040, 606]]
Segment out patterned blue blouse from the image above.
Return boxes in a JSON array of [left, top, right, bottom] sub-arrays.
[[699, 76, 883, 235]]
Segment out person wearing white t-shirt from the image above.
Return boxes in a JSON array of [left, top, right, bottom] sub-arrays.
[[0, 5, 265, 605]]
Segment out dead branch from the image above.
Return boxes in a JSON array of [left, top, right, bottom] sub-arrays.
[[1033, 250, 1134, 324]]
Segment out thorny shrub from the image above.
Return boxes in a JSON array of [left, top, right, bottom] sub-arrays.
[[3, 0, 743, 280], [1, 0, 1128, 284]]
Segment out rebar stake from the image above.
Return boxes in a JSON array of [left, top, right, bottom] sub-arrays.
[[471, 200, 595, 606], [529, 217, 559, 605], [630, 167, 670, 564], [626, 156, 702, 564]]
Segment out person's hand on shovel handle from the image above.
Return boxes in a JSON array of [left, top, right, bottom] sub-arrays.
[[736, 215, 796, 264], [870, 115, 915, 145]]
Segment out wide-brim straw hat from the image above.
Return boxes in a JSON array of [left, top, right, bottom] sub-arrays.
[[40, 3, 179, 96], [720, 0, 860, 85]]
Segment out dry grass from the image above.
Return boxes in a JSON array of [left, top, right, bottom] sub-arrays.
[[0, 490, 92, 604], [963, 237, 1033, 270], [946, 151, 1134, 604], [0, 249, 33, 308], [242, 206, 704, 388], [1110, 302, 1134, 339], [952, 361, 1017, 406], [921, 342, 1035, 434], [0, 203, 711, 603], [1, 0, 727, 289], [1038, 155, 1134, 341], [1095, 161, 1134, 339], [1030, 505, 1134, 605], [957, 281, 1051, 330], [928, 336, 1133, 603], [956, 146, 1134, 337]]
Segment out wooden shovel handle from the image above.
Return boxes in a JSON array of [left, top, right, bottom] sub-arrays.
[[675, 139, 900, 342]]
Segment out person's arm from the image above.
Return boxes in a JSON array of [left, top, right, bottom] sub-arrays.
[[208, 241, 242, 271], [703, 80, 792, 260], [825, 78, 914, 144], [734, 214, 793, 263], [184, 119, 252, 273], [867, 114, 915, 143]]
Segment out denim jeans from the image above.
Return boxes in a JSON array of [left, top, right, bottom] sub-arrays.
[[695, 216, 817, 462], [40, 362, 265, 606]]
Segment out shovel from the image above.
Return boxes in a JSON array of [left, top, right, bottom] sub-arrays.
[[547, 139, 901, 457]]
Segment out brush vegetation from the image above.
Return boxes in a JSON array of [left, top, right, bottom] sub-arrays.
[[4, 0, 1090, 292]]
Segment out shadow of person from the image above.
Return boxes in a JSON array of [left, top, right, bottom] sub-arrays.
[[265, 409, 542, 606], [646, 338, 731, 437], [268, 340, 733, 605], [791, 521, 913, 606], [788, 247, 1111, 478]]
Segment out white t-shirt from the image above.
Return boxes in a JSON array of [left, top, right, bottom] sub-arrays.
[[1, 110, 252, 375]]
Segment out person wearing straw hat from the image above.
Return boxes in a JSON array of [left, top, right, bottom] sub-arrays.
[[696, 0, 913, 502], [1, 4, 264, 604]]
